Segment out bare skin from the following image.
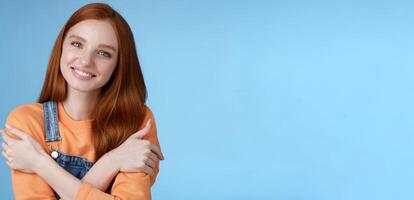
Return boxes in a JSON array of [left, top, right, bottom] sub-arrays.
[[1, 19, 164, 200], [1, 121, 162, 199]]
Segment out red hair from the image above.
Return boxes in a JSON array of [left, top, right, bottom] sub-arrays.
[[38, 3, 147, 159]]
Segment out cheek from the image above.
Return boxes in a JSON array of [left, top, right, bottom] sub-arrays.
[[97, 61, 117, 78], [60, 48, 77, 66]]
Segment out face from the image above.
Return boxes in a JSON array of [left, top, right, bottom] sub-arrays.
[[60, 19, 119, 93]]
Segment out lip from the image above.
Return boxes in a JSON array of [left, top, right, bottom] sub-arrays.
[[70, 66, 96, 80]]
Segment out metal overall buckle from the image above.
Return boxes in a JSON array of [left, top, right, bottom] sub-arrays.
[[47, 140, 62, 159]]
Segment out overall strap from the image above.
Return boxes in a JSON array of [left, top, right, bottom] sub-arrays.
[[43, 101, 61, 142]]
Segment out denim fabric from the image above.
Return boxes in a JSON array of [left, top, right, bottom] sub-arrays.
[[43, 101, 94, 198], [43, 101, 61, 142]]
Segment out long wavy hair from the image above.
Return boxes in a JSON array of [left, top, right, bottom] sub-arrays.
[[38, 3, 147, 159]]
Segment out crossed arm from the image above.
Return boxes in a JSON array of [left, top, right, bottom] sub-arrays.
[[1, 120, 164, 200]]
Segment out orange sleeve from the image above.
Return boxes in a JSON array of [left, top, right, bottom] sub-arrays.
[[75, 107, 161, 200], [4, 105, 57, 200]]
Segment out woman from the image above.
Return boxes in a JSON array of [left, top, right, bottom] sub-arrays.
[[1, 3, 164, 200]]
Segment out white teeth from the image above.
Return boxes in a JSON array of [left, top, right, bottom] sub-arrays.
[[73, 68, 93, 77]]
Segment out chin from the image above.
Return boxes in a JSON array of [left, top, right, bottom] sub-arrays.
[[67, 83, 99, 93]]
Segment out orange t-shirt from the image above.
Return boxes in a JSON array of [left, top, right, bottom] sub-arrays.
[[4, 102, 160, 200]]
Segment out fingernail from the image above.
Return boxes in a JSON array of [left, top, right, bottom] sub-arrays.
[[5, 124, 13, 130]]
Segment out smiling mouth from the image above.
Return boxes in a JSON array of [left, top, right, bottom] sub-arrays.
[[70, 66, 97, 78]]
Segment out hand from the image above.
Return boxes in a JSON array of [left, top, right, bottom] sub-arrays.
[[1, 124, 48, 173], [108, 120, 164, 176]]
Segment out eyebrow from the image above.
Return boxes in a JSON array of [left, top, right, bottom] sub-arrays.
[[67, 34, 117, 52]]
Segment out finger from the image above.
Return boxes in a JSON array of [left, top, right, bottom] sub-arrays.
[[129, 120, 151, 139], [5, 124, 13, 130], [2, 142, 9, 151], [146, 152, 159, 164], [144, 157, 156, 168], [149, 143, 164, 160], [6, 124, 30, 141], [2, 133, 17, 145], [3, 143, 12, 156], [0, 129, 9, 140], [6, 160, 13, 169], [141, 165, 154, 176], [2, 151, 9, 161]]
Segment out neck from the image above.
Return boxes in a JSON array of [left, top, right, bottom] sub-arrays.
[[62, 88, 100, 121]]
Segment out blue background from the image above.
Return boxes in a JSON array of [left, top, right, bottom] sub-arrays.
[[1, 0, 414, 199]]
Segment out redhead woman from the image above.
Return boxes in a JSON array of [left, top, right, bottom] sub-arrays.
[[0, 3, 164, 200]]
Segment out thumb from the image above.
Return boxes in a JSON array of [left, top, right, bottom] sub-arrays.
[[129, 120, 151, 139]]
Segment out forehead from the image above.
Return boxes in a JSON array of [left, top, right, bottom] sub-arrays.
[[65, 19, 118, 49]]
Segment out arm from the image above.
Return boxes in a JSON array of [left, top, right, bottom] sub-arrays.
[[3, 110, 162, 199], [75, 110, 161, 199], [2, 127, 119, 199], [81, 129, 163, 192], [0, 105, 120, 198], [2, 110, 57, 199], [81, 118, 164, 191], [8, 170, 56, 200], [80, 152, 120, 191], [33, 154, 155, 200]]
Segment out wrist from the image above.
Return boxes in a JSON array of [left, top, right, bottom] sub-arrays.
[[102, 150, 121, 172], [34, 153, 54, 174]]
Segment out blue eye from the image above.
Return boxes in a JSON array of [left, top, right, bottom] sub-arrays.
[[98, 50, 111, 58], [71, 41, 82, 48]]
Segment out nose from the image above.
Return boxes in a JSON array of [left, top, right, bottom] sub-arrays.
[[78, 52, 93, 67]]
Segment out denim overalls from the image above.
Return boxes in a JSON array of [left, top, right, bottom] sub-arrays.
[[43, 101, 94, 199]]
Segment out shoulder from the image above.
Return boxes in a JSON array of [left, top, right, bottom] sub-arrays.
[[6, 103, 44, 138], [7, 103, 43, 122]]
